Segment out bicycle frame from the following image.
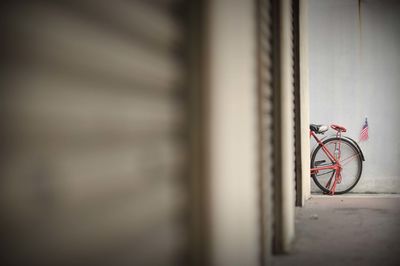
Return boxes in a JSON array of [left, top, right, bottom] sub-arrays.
[[310, 130, 343, 194]]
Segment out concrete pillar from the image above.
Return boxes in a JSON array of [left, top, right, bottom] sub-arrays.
[[278, 0, 296, 252], [205, 0, 259, 265]]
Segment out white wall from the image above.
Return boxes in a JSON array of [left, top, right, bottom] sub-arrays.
[[309, 0, 400, 193]]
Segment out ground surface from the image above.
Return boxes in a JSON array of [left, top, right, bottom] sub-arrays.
[[272, 195, 400, 266]]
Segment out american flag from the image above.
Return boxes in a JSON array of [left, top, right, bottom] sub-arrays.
[[359, 118, 369, 142]]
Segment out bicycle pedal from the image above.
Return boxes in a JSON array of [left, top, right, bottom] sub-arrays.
[[315, 160, 326, 166]]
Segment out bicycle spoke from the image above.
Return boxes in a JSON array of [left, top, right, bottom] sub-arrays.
[[340, 153, 360, 167], [316, 169, 335, 177]]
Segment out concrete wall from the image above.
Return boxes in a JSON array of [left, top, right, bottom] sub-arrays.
[[308, 0, 400, 193]]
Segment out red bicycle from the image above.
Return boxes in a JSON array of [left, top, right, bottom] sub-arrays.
[[310, 124, 365, 195]]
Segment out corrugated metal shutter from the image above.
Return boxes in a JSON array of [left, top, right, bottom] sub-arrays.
[[271, 0, 296, 254], [0, 1, 189, 265], [292, 0, 303, 206], [257, 0, 275, 263]]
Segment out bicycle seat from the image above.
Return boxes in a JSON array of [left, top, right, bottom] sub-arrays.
[[331, 124, 347, 132], [310, 124, 329, 134]]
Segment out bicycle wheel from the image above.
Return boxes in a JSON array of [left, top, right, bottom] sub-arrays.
[[311, 137, 363, 194]]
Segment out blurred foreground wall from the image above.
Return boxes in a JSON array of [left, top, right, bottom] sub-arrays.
[[0, 1, 191, 265]]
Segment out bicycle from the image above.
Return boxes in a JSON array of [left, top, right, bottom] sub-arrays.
[[310, 124, 365, 195]]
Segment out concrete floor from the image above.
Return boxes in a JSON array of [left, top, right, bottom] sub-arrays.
[[272, 195, 400, 266]]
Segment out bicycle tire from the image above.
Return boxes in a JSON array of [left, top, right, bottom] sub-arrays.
[[311, 137, 363, 194]]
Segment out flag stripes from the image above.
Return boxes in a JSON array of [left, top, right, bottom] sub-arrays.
[[359, 118, 369, 142]]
